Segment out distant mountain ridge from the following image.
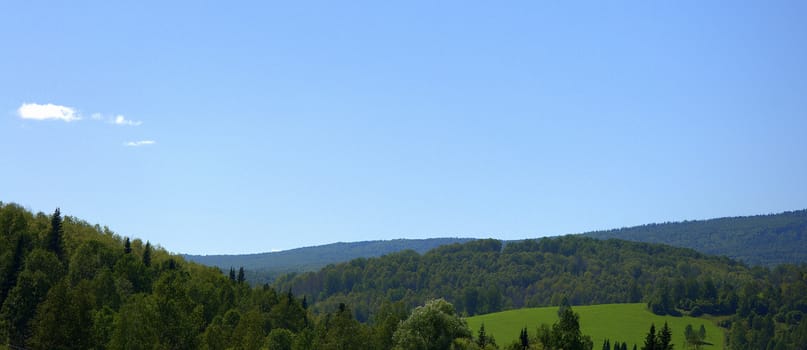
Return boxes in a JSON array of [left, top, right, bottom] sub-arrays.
[[183, 237, 474, 284], [583, 209, 807, 266], [186, 209, 807, 283]]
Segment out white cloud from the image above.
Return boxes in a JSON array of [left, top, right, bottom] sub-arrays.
[[91, 113, 103, 120], [113, 115, 142, 126], [17, 103, 80, 122], [124, 140, 156, 147]]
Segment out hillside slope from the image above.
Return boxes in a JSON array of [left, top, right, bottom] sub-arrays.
[[184, 238, 473, 284], [583, 209, 807, 266], [466, 303, 724, 349]]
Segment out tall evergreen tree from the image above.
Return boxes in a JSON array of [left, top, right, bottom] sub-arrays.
[[229, 267, 236, 281], [124, 237, 132, 254], [237, 267, 245, 284], [520, 327, 529, 350], [642, 324, 657, 350], [46, 208, 64, 260], [142, 241, 152, 267], [477, 323, 488, 348], [657, 322, 673, 350]]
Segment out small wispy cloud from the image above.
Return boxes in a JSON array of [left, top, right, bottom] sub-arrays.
[[17, 103, 80, 122], [124, 140, 156, 147], [113, 115, 142, 126]]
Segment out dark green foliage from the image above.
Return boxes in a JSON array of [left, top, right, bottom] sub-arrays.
[[184, 238, 474, 284], [585, 209, 807, 267], [0, 235, 25, 305], [1, 202, 806, 349], [46, 208, 64, 260], [519, 328, 529, 349], [657, 322, 672, 350], [0, 203, 314, 349], [477, 323, 496, 348], [142, 241, 152, 267], [276, 236, 755, 319], [641, 324, 656, 350], [371, 301, 408, 349], [531, 304, 593, 350], [237, 266, 245, 284]]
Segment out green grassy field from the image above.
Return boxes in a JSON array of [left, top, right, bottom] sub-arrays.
[[466, 303, 724, 349]]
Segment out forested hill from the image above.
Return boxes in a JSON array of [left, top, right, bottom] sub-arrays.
[[582, 209, 807, 266], [277, 236, 752, 320], [2, 202, 806, 349], [183, 238, 472, 284], [275, 236, 807, 348]]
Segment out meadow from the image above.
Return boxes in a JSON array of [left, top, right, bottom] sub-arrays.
[[466, 303, 724, 349]]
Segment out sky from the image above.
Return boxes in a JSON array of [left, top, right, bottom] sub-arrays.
[[1, 1, 806, 255]]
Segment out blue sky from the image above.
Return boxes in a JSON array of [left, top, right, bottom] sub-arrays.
[[2, 1, 806, 254]]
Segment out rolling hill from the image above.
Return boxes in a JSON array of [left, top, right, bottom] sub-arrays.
[[183, 238, 473, 284], [186, 209, 806, 286], [583, 209, 807, 266]]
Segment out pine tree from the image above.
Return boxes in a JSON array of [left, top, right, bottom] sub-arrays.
[[229, 267, 236, 281], [124, 237, 132, 254], [46, 208, 64, 260], [142, 241, 152, 267]]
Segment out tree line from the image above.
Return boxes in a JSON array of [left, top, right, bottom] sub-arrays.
[[1, 202, 806, 349]]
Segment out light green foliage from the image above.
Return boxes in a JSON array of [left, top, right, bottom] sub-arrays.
[[266, 328, 294, 350], [393, 298, 472, 350], [314, 303, 367, 350], [29, 280, 95, 349]]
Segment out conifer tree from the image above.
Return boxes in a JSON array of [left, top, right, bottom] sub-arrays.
[[642, 324, 657, 350], [229, 267, 236, 281], [520, 327, 529, 350], [657, 322, 673, 350], [237, 267, 245, 284], [124, 237, 132, 254], [142, 241, 152, 267], [46, 208, 64, 260]]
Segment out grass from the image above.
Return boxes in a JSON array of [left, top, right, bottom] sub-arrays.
[[466, 303, 724, 349]]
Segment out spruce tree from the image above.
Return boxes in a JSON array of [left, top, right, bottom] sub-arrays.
[[520, 327, 529, 350], [124, 237, 132, 254], [46, 208, 64, 260], [642, 324, 657, 350], [229, 267, 236, 281], [142, 241, 152, 267], [237, 267, 245, 284], [476, 323, 488, 348], [657, 322, 673, 350]]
